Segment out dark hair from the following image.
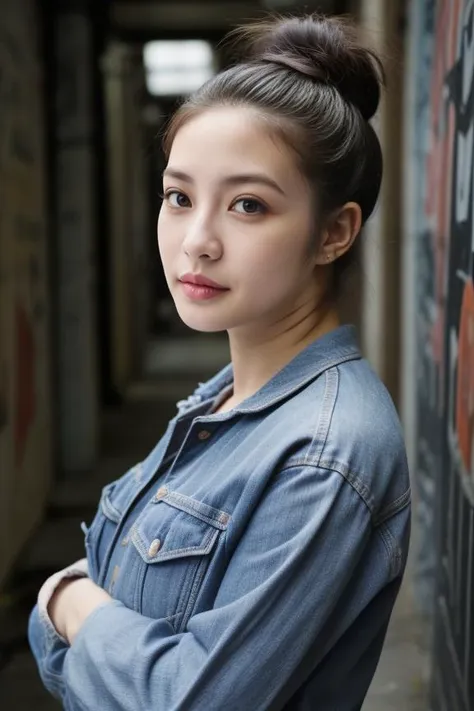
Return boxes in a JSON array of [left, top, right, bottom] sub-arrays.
[[163, 14, 385, 287]]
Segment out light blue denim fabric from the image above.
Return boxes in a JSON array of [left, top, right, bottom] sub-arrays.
[[29, 325, 411, 710]]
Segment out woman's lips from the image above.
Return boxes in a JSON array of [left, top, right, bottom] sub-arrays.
[[178, 279, 229, 301], [180, 282, 227, 300]]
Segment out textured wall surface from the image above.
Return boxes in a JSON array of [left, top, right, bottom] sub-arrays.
[[0, 0, 52, 587]]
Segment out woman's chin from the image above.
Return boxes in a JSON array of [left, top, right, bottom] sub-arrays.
[[176, 308, 229, 334]]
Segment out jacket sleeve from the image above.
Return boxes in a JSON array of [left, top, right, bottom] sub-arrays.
[[50, 465, 381, 710], [28, 558, 89, 699]]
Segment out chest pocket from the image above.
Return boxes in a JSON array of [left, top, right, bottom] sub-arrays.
[[84, 464, 144, 583], [121, 489, 230, 632]]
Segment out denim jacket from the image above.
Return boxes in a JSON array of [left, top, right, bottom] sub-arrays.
[[29, 325, 411, 710]]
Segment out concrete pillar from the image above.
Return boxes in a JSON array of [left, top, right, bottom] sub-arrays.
[[103, 44, 149, 394], [356, 0, 404, 405]]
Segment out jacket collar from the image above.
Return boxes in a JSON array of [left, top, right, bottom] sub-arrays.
[[178, 325, 361, 417]]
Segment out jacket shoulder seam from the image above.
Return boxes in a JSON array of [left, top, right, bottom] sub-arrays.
[[280, 459, 375, 516]]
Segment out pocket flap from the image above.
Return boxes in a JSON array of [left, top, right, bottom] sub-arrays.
[[100, 483, 122, 524], [98, 464, 144, 524], [131, 490, 230, 564]]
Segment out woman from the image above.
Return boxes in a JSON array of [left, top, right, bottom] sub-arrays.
[[29, 13, 410, 710]]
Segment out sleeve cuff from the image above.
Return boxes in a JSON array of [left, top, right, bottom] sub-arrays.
[[38, 558, 89, 646]]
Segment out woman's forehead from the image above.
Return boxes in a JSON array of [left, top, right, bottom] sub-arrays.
[[167, 107, 304, 188]]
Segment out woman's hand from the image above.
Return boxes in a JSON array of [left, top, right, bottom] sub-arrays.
[[48, 577, 112, 645]]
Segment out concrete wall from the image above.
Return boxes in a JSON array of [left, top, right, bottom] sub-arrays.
[[0, 0, 52, 587]]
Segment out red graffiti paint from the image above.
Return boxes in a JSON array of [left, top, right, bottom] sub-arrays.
[[424, 0, 463, 412]]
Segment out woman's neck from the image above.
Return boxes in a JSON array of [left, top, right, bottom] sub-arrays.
[[224, 305, 340, 410]]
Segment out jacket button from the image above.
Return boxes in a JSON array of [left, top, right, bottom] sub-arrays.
[[198, 430, 211, 441], [148, 539, 161, 557], [155, 486, 168, 500]]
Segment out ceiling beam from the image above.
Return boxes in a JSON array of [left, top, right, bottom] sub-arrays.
[[112, 2, 269, 33]]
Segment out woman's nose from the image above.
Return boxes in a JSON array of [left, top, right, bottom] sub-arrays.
[[182, 218, 223, 261]]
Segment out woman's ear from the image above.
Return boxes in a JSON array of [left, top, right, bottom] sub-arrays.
[[314, 202, 362, 265]]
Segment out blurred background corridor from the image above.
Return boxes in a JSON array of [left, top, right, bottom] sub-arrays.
[[0, 0, 473, 708]]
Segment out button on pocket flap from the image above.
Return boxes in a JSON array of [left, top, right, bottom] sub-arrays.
[[131, 491, 230, 564]]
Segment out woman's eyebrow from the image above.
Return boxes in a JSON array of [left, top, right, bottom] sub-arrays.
[[162, 168, 194, 183], [223, 173, 286, 196], [163, 168, 286, 196]]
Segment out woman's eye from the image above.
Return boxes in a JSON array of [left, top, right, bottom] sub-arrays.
[[165, 191, 191, 208], [232, 198, 267, 215]]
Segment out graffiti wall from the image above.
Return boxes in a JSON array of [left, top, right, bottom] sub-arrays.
[[406, 0, 474, 707], [0, 1, 52, 586]]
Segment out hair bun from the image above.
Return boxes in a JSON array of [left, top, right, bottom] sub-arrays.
[[243, 15, 385, 121]]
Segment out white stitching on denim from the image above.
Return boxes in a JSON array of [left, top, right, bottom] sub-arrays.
[[130, 522, 220, 563], [161, 490, 230, 529], [303, 367, 339, 466], [190, 347, 359, 419], [378, 522, 403, 580], [374, 487, 411, 526], [279, 459, 375, 515], [179, 552, 215, 633]]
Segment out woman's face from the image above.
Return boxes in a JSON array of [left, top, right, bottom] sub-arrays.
[[158, 106, 323, 335]]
